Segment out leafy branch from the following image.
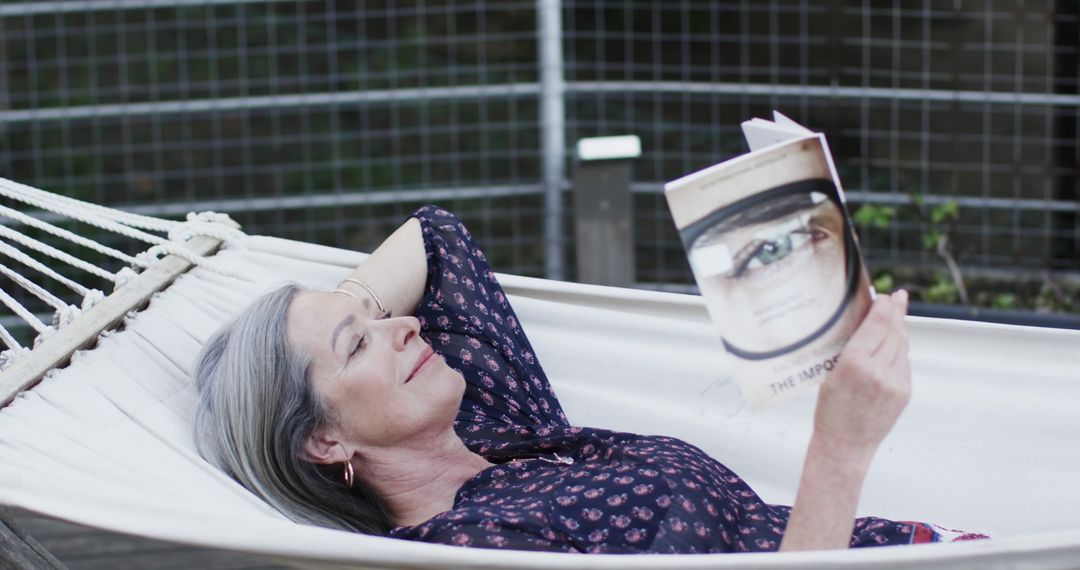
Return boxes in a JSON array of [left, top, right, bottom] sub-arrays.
[[853, 193, 968, 305], [911, 195, 969, 305]]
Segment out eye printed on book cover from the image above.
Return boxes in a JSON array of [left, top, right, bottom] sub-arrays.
[[680, 179, 863, 360], [726, 202, 840, 280]]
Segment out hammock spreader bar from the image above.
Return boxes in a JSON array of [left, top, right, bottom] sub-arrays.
[[0, 235, 226, 409]]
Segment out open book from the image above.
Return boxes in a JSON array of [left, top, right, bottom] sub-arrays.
[[664, 112, 873, 408]]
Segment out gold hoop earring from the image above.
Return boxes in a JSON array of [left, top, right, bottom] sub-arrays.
[[342, 460, 354, 489]]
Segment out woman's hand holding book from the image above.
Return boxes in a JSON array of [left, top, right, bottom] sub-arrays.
[[780, 290, 912, 551], [814, 289, 912, 460]]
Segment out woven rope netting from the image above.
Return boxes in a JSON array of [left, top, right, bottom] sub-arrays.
[[0, 176, 246, 370]]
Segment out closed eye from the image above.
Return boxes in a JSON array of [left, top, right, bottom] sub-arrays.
[[349, 313, 390, 358], [350, 336, 366, 357]]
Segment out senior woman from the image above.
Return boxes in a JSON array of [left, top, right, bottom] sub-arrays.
[[193, 205, 981, 554]]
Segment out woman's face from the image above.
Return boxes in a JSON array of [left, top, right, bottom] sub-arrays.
[[285, 290, 465, 452]]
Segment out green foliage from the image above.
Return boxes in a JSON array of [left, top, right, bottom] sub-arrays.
[[930, 200, 959, 224], [856, 191, 986, 308], [1034, 281, 1077, 313], [872, 272, 895, 294], [916, 199, 958, 251], [853, 204, 897, 230], [922, 228, 942, 250], [923, 274, 959, 304], [991, 293, 1017, 310]]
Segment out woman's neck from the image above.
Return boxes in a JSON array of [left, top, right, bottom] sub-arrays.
[[354, 431, 493, 527]]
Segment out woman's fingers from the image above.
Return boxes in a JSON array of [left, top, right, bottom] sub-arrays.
[[874, 329, 911, 405], [863, 291, 910, 395], [890, 289, 909, 341], [845, 291, 900, 358], [874, 293, 908, 362], [878, 291, 910, 376], [812, 290, 912, 455]]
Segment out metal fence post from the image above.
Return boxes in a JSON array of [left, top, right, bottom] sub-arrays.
[[538, 0, 565, 280]]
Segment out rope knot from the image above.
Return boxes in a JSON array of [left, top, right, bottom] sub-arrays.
[[81, 289, 106, 311], [54, 304, 83, 329], [113, 267, 140, 291], [134, 247, 168, 268], [186, 211, 237, 226], [169, 212, 245, 247], [0, 347, 30, 371]]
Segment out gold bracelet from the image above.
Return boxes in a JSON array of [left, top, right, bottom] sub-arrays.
[[339, 278, 389, 317]]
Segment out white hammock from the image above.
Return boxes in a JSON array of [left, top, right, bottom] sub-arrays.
[[0, 181, 1079, 569]]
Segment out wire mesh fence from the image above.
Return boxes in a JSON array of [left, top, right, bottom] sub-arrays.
[[563, 1, 1079, 285], [0, 0, 1077, 336]]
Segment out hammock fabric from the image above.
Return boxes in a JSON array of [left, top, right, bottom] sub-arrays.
[[0, 233, 1078, 569]]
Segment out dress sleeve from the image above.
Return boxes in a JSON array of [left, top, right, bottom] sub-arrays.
[[410, 205, 569, 432]]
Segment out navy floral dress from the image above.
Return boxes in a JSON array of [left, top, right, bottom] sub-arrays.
[[387, 206, 985, 553]]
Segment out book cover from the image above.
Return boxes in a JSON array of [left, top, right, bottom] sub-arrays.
[[664, 113, 873, 408]]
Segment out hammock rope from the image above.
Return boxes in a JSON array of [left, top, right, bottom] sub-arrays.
[[0, 203, 148, 269], [0, 239, 91, 297], [0, 223, 119, 282], [0, 176, 182, 233], [0, 263, 69, 313], [0, 287, 49, 336], [0, 177, 248, 272], [0, 175, 247, 368]]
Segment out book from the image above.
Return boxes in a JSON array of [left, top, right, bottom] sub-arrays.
[[664, 112, 873, 408]]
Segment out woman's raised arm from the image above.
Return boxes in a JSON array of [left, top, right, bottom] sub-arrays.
[[335, 217, 427, 319], [780, 289, 912, 551]]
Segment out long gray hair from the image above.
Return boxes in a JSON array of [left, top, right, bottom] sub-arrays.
[[192, 283, 391, 534]]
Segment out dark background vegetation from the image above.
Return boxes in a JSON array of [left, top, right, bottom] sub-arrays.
[[0, 1, 1077, 341]]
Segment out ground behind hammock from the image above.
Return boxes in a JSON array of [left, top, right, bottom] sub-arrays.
[[12, 512, 295, 570]]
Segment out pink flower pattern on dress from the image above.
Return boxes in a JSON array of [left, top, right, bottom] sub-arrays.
[[386, 206, 987, 554]]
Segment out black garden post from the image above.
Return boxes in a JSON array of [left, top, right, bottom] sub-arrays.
[[570, 135, 641, 287]]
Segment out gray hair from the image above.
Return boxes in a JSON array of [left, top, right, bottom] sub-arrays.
[[192, 283, 391, 534]]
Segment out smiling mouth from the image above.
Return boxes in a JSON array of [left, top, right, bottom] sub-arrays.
[[406, 348, 436, 383]]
